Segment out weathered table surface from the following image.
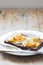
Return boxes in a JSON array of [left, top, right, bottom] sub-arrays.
[[0, 9, 43, 65]]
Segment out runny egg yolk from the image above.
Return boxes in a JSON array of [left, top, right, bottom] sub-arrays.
[[33, 38, 40, 42], [24, 42, 32, 47], [24, 38, 40, 48], [14, 35, 26, 42], [8, 34, 26, 43], [24, 41, 38, 48]]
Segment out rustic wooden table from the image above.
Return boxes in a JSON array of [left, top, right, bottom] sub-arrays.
[[0, 9, 43, 65]]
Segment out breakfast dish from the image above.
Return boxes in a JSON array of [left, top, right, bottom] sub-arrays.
[[0, 30, 43, 56], [4, 33, 43, 50]]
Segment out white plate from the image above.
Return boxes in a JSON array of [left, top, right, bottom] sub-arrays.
[[0, 30, 43, 56]]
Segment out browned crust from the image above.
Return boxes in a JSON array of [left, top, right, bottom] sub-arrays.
[[4, 41, 30, 50], [4, 39, 43, 50]]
